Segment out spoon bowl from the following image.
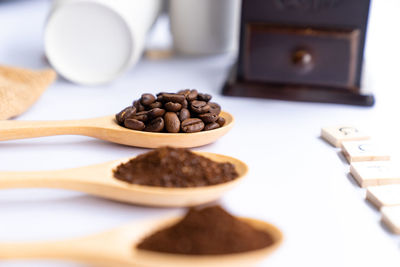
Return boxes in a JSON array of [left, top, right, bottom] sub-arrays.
[[0, 215, 283, 267], [0, 111, 234, 148], [132, 217, 283, 267], [0, 152, 248, 207]]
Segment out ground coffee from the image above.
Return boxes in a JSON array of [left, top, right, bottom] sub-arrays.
[[137, 205, 274, 255], [113, 147, 238, 187], [115, 90, 226, 133]]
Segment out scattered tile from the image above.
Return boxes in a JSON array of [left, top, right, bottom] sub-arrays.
[[350, 161, 400, 187], [321, 126, 370, 148], [367, 184, 400, 208], [381, 206, 400, 234], [341, 141, 390, 163]]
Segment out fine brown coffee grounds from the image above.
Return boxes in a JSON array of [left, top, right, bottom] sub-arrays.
[[113, 147, 238, 187], [137, 205, 274, 255]]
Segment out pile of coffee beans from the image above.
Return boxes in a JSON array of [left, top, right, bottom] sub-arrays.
[[115, 90, 225, 133]]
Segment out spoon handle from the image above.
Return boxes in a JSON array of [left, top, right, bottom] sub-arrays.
[[0, 231, 131, 265], [0, 169, 83, 189], [0, 239, 83, 260], [0, 234, 110, 263], [0, 118, 96, 141]]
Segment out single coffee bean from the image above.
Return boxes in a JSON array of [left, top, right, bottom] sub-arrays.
[[191, 100, 210, 114], [198, 93, 212, 102], [140, 93, 156, 106], [179, 108, 190, 122], [144, 117, 164, 132], [147, 108, 166, 119], [156, 92, 168, 102], [124, 118, 145, 131], [204, 122, 220, 131], [178, 89, 190, 97], [217, 116, 225, 127], [132, 111, 148, 122], [149, 101, 162, 109], [160, 93, 185, 104], [164, 112, 180, 133], [165, 102, 182, 112], [182, 99, 188, 109], [181, 118, 204, 133], [125, 109, 140, 120], [133, 100, 146, 112], [198, 112, 218, 123], [187, 89, 198, 101], [115, 106, 136, 125], [209, 102, 221, 115]]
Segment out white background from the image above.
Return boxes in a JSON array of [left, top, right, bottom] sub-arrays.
[[0, 0, 400, 266]]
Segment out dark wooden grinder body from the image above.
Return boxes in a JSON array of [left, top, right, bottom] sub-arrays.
[[223, 0, 374, 106]]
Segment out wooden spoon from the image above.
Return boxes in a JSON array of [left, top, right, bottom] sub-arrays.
[[0, 216, 283, 267], [0, 111, 234, 148], [0, 152, 247, 207]]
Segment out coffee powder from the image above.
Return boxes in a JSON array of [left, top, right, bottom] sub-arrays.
[[137, 205, 274, 255], [113, 147, 238, 187]]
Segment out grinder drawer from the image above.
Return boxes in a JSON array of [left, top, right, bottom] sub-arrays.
[[244, 24, 360, 88]]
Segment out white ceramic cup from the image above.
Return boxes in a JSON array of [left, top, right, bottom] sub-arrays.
[[44, 0, 161, 85], [169, 0, 241, 56]]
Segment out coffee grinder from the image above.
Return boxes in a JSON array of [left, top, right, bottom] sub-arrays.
[[223, 0, 374, 106]]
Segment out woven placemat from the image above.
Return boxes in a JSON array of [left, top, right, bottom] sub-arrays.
[[0, 65, 56, 119]]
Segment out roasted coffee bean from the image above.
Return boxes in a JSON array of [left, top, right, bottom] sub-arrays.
[[115, 114, 124, 125], [149, 101, 162, 109], [198, 112, 218, 123], [191, 100, 210, 114], [179, 108, 190, 122], [182, 99, 188, 109], [147, 108, 166, 119], [181, 118, 204, 133], [144, 117, 164, 132], [164, 112, 180, 133], [133, 100, 146, 112], [164, 102, 182, 112], [204, 122, 220, 131], [217, 116, 225, 127], [198, 93, 212, 102], [156, 92, 167, 97], [125, 110, 140, 120], [187, 89, 198, 101], [160, 93, 185, 104], [117, 90, 224, 133], [115, 106, 136, 125], [140, 93, 156, 106], [124, 118, 145, 131], [132, 111, 148, 122], [156, 92, 168, 102], [209, 102, 221, 115], [178, 89, 190, 97]]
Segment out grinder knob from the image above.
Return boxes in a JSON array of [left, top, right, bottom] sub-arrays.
[[292, 49, 313, 72]]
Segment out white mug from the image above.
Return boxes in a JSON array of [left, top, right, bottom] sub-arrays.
[[44, 0, 161, 85], [169, 0, 241, 56]]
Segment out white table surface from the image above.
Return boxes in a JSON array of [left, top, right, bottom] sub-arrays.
[[1, 0, 400, 266]]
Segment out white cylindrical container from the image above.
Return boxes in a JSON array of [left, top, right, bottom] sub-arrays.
[[169, 0, 241, 56], [44, 0, 161, 85]]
